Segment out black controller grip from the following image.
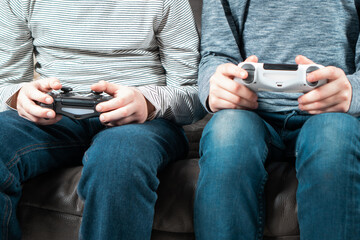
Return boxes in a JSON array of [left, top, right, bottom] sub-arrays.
[[38, 88, 113, 120]]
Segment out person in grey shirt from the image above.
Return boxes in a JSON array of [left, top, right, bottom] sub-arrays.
[[0, 0, 205, 239], [195, 1, 360, 239]]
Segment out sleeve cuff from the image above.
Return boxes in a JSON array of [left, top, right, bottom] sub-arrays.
[[346, 74, 360, 116], [0, 83, 25, 112], [136, 85, 161, 119], [198, 64, 218, 113]]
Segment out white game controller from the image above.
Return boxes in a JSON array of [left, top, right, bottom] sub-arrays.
[[234, 62, 327, 92]]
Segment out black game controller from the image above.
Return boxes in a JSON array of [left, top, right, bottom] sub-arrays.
[[39, 87, 112, 120]]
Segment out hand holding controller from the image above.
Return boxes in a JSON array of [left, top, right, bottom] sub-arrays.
[[234, 62, 327, 92], [39, 87, 113, 120]]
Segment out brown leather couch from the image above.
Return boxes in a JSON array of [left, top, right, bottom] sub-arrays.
[[18, 0, 300, 239]]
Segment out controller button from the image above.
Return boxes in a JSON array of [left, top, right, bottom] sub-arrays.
[[306, 66, 319, 87], [61, 87, 73, 93], [241, 63, 255, 84], [91, 90, 103, 95]]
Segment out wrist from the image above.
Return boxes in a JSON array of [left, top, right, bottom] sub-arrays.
[[9, 89, 21, 109], [145, 98, 156, 121]]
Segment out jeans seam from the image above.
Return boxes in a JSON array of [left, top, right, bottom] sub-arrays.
[[0, 174, 14, 240], [5, 195, 11, 240], [2, 198, 7, 240], [256, 145, 269, 240], [345, 137, 356, 240], [0, 174, 13, 191], [6, 142, 87, 170], [88, 118, 98, 138], [83, 151, 89, 163], [256, 175, 268, 240], [89, 119, 94, 136], [2, 194, 11, 240]]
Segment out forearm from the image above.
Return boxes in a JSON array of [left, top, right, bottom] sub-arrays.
[[149, 0, 207, 124], [137, 85, 207, 125], [0, 0, 34, 112], [198, 0, 245, 112]]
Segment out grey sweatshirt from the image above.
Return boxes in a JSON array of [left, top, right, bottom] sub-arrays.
[[199, 0, 360, 116]]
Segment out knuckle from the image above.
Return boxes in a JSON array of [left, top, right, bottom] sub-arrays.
[[339, 84, 352, 101], [312, 89, 322, 99], [228, 102, 237, 109], [216, 64, 225, 73], [209, 84, 217, 93], [340, 92, 349, 102], [233, 82, 242, 92], [210, 76, 218, 85], [136, 115, 145, 124], [345, 91, 352, 101], [343, 79, 352, 90], [338, 68, 345, 75], [209, 97, 217, 107], [105, 122, 113, 127], [338, 104, 348, 112], [33, 118, 41, 124], [300, 104, 309, 111], [252, 102, 259, 109], [208, 89, 215, 98], [249, 92, 258, 101], [329, 66, 345, 75], [31, 80, 40, 87], [209, 78, 216, 87], [115, 98, 123, 106], [18, 111, 25, 118], [327, 66, 337, 76], [234, 96, 242, 104], [309, 110, 320, 115], [128, 89, 136, 99], [38, 78, 48, 85], [210, 98, 222, 110], [313, 101, 321, 109], [121, 108, 129, 117], [217, 63, 234, 74]]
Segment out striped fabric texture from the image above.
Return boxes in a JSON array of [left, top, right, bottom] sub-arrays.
[[0, 0, 205, 125]]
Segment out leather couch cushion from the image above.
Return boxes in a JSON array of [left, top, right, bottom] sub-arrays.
[[183, 114, 210, 158], [264, 162, 299, 238], [19, 167, 83, 240]]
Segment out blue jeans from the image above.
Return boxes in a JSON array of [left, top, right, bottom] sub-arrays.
[[0, 110, 188, 240], [194, 109, 360, 240]]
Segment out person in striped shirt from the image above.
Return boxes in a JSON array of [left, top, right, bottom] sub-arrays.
[[0, 0, 205, 239]]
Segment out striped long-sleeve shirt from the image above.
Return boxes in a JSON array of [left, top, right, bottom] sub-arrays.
[[0, 0, 206, 125]]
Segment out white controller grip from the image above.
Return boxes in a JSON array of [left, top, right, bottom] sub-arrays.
[[234, 62, 327, 93]]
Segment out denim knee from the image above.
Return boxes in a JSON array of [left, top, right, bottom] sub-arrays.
[[201, 110, 267, 146], [195, 110, 271, 240], [0, 111, 24, 149], [199, 109, 269, 181], [77, 123, 176, 200], [296, 113, 360, 181], [295, 113, 360, 239], [0, 111, 40, 171]]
